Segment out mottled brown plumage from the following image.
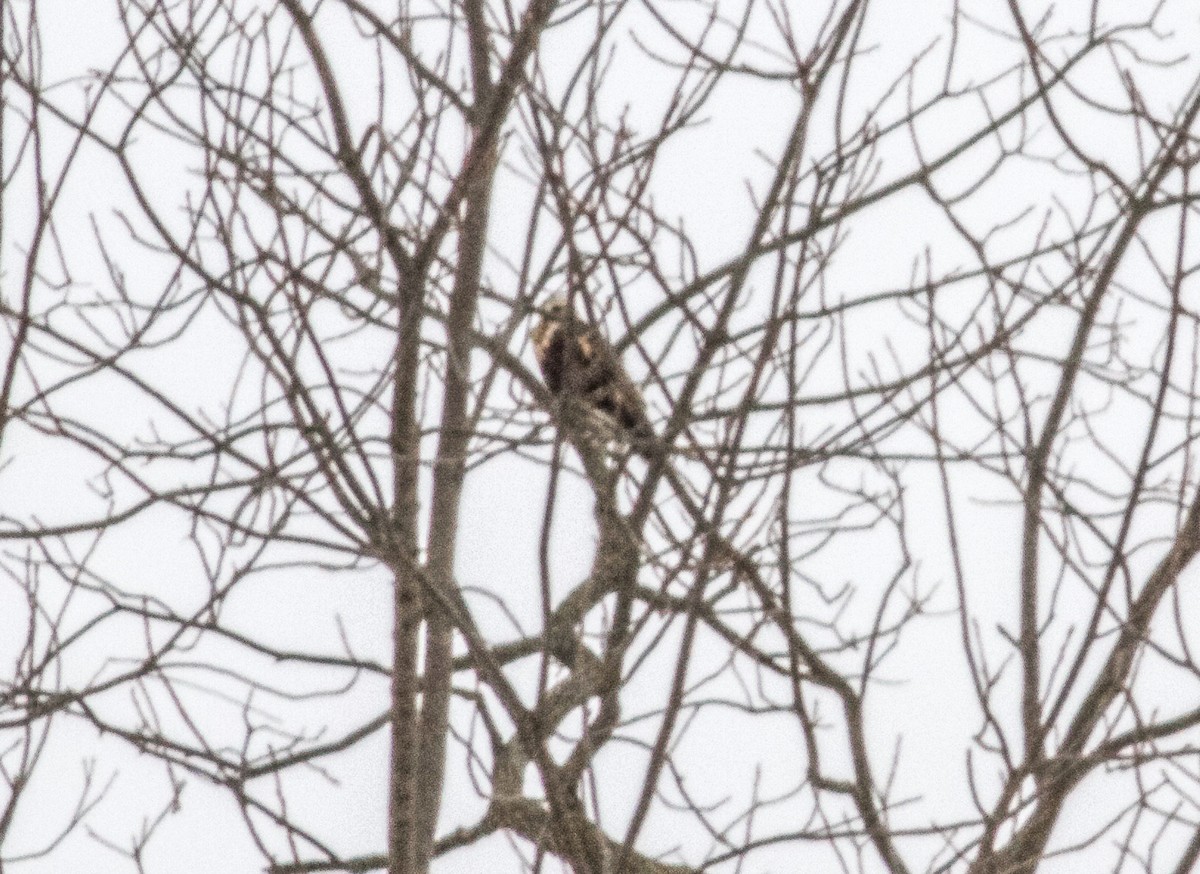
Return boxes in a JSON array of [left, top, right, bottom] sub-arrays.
[[532, 293, 654, 448]]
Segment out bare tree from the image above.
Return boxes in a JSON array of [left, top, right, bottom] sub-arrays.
[[5, 1, 1200, 873]]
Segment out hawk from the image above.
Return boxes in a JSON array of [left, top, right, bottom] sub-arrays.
[[531, 293, 655, 451]]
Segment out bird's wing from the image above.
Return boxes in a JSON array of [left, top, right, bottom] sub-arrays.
[[573, 325, 652, 436]]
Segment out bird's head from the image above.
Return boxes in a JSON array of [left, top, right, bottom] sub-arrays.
[[539, 292, 573, 323]]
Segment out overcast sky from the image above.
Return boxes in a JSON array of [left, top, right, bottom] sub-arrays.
[[6, 2, 1200, 873]]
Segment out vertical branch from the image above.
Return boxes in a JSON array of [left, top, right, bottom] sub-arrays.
[[413, 5, 497, 870], [1015, 82, 1200, 777]]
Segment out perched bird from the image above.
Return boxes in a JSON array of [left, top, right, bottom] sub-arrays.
[[531, 293, 655, 451]]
